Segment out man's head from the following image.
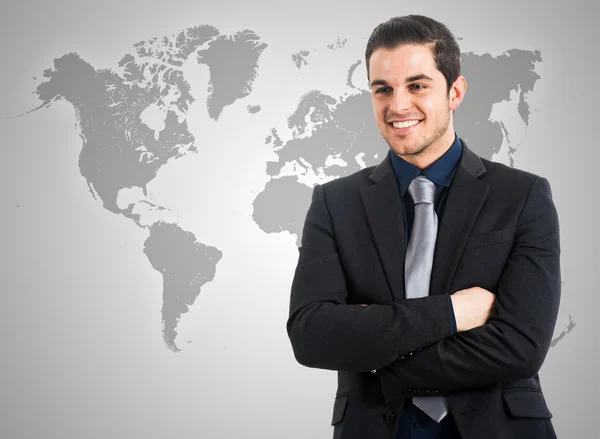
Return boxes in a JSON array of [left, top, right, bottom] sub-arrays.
[[365, 15, 467, 168]]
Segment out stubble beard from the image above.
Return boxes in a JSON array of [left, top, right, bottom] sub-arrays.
[[384, 109, 452, 159]]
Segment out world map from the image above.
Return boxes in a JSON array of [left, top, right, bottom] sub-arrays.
[[24, 23, 574, 352]]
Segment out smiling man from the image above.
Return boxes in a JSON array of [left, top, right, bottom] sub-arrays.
[[287, 15, 560, 439], [369, 43, 465, 169]]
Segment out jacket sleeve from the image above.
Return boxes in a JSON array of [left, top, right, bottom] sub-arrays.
[[287, 183, 454, 372], [377, 176, 561, 401]]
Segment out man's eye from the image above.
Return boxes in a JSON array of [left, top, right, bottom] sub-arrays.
[[375, 87, 391, 94], [410, 84, 426, 90]]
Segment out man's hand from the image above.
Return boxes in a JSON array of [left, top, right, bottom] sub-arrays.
[[450, 287, 496, 332]]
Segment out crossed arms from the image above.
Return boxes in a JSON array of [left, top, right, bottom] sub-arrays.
[[286, 176, 560, 400]]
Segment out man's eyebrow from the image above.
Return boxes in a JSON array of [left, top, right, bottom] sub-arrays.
[[406, 73, 433, 83], [369, 74, 434, 88], [369, 79, 389, 87]]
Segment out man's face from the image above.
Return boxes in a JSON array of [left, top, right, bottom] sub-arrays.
[[369, 43, 460, 163]]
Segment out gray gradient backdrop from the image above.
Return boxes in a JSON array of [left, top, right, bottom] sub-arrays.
[[1, 1, 596, 438]]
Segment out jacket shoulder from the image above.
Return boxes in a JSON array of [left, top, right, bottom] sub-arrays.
[[319, 165, 377, 193], [480, 157, 548, 187]]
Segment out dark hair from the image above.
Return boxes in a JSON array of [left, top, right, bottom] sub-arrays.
[[365, 15, 461, 94]]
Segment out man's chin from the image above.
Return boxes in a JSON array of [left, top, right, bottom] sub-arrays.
[[389, 143, 428, 157]]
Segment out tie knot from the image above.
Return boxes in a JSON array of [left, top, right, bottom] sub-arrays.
[[408, 175, 436, 204]]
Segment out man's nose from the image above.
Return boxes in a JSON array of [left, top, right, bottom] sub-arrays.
[[388, 90, 412, 113]]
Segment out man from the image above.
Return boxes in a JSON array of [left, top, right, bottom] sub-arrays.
[[286, 14, 560, 439]]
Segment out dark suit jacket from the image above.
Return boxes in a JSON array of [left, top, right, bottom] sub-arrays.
[[287, 140, 561, 439]]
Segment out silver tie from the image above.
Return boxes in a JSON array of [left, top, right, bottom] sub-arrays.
[[405, 175, 449, 423]]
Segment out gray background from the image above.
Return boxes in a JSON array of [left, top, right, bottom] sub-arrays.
[[0, 1, 596, 438]]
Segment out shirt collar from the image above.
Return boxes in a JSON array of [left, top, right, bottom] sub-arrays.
[[389, 133, 463, 196]]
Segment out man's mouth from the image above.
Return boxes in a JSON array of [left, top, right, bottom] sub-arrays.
[[388, 119, 422, 130], [390, 120, 420, 128]]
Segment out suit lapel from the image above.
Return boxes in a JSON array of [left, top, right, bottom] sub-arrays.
[[430, 140, 489, 296], [360, 154, 406, 303], [360, 140, 489, 303]]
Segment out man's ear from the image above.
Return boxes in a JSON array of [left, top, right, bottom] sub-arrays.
[[449, 75, 467, 111]]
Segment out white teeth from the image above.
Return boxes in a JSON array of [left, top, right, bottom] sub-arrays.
[[392, 120, 420, 128]]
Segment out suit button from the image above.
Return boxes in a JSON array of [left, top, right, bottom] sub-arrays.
[[415, 419, 423, 428], [384, 411, 396, 424]]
